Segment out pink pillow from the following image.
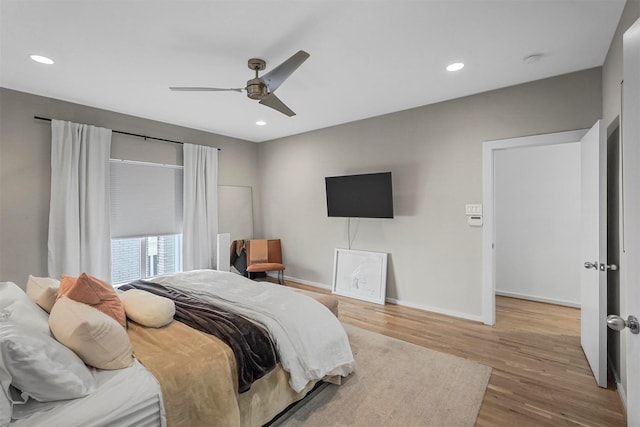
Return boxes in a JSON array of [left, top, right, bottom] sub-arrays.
[[58, 273, 126, 328]]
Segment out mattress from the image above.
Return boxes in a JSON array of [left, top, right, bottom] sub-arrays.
[[9, 360, 165, 427]]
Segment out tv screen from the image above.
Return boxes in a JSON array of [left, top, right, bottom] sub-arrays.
[[325, 172, 394, 218]]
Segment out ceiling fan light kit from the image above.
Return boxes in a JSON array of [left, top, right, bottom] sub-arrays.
[[246, 77, 267, 100], [170, 50, 310, 117]]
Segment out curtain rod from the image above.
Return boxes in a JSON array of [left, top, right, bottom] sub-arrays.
[[34, 116, 220, 150]]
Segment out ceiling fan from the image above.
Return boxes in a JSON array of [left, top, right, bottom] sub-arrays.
[[170, 50, 310, 117]]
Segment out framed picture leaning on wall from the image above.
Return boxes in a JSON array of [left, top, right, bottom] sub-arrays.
[[332, 248, 387, 305]]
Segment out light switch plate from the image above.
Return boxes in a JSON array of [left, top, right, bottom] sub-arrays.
[[465, 204, 483, 215]]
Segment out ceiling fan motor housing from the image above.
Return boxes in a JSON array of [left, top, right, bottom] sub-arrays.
[[246, 78, 268, 100]]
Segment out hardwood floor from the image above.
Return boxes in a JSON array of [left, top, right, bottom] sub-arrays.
[[281, 280, 627, 426]]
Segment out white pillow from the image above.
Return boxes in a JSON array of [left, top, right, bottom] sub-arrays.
[[0, 365, 11, 427], [0, 321, 96, 403], [25, 275, 60, 302], [49, 297, 133, 370], [0, 281, 27, 305], [0, 282, 50, 336], [0, 282, 57, 424], [120, 289, 175, 328]]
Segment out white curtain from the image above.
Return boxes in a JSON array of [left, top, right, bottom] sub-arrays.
[[183, 143, 218, 270], [48, 120, 112, 281]]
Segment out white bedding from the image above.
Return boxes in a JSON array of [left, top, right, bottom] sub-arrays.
[[10, 360, 165, 427], [152, 269, 355, 392], [5, 270, 351, 425]]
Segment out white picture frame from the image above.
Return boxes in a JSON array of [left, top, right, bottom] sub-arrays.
[[332, 248, 388, 305]]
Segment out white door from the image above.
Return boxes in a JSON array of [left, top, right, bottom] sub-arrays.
[[622, 17, 640, 427], [580, 120, 607, 388]]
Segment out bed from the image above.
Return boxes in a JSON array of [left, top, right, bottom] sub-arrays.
[[9, 360, 164, 427], [0, 270, 354, 427]]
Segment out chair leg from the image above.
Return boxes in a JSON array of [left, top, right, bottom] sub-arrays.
[[278, 271, 284, 285]]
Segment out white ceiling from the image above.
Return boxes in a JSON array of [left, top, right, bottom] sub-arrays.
[[0, 0, 626, 143]]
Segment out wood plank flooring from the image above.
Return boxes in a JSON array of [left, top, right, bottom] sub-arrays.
[[280, 280, 627, 426]]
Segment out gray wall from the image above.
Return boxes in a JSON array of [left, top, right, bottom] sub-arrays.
[[0, 40, 620, 321], [601, 0, 640, 405], [0, 69, 605, 320], [494, 142, 581, 306], [257, 68, 602, 320], [603, 1, 640, 127], [0, 88, 260, 288]]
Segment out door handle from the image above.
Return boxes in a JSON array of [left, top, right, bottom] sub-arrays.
[[607, 315, 639, 334], [584, 261, 617, 271]]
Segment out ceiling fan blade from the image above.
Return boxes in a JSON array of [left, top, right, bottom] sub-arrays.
[[259, 93, 296, 117], [169, 87, 243, 92], [260, 50, 310, 92]]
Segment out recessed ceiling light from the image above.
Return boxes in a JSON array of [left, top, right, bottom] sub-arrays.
[[523, 54, 542, 64], [30, 54, 54, 65], [446, 62, 464, 72], [256, 120, 267, 126]]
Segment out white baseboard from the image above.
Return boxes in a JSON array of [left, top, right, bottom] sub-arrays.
[[385, 297, 484, 323], [267, 272, 332, 290], [608, 354, 627, 410], [495, 290, 580, 308], [278, 274, 483, 322], [617, 379, 627, 412]]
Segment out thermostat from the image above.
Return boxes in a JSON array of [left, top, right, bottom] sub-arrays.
[[465, 204, 483, 227]]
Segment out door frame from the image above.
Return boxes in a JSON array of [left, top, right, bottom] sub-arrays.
[[481, 129, 588, 325], [621, 16, 640, 426]]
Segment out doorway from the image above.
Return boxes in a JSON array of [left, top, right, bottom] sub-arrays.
[[606, 122, 622, 389], [484, 123, 614, 389], [492, 142, 581, 307], [482, 129, 588, 325]]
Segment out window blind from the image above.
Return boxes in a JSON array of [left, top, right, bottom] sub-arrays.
[[110, 160, 183, 238]]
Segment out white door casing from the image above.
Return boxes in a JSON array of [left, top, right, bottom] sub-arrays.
[[579, 120, 607, 388], [622, 17, 640, 427]]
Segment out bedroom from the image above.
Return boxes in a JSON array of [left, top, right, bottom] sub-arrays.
[[1, 0, 640, 426]]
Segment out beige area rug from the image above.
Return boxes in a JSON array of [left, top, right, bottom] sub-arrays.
[[275, 323, 492, 427]]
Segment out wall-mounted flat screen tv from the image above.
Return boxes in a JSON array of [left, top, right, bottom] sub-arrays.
[[325, 172, 394, 218]]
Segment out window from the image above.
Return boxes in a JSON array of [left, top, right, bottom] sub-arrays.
[[110, 160, 184, 284], [111, 234, 182, 285]]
